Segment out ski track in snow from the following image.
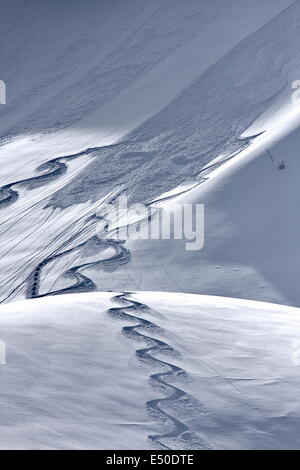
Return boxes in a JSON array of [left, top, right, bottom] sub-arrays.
[[0, 146, 99, 209], [0, 143, 118, 302], [108, 292, 209, 450]]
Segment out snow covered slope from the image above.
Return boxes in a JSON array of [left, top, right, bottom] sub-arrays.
[[2, 0, 300, 453], [119, 111, 300, 306], [0, 291, 300, 450], [0, 0, 293, 141], [1, 1, 300, 306]]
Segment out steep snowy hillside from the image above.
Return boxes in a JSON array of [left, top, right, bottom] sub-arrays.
[[1, 0, 300, 305], [1, 291, 300, 450], [116, 111, 300, 306], [0, 0, 293, 140]]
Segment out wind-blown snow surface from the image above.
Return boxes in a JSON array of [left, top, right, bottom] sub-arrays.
[[0, 291, 300, 450]]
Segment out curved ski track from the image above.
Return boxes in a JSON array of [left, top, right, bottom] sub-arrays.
[[108, 293, 208, 450], [0, 146, 99, 208], [27, 238, 206, 449], [27, 236, 130, 298]]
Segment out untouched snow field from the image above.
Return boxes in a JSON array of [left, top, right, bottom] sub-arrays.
[[0, 291, 300, 450]]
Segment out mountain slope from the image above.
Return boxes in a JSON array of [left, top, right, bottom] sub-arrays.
[[1, 291, 300, 450], [0, 0, 300, 306]]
